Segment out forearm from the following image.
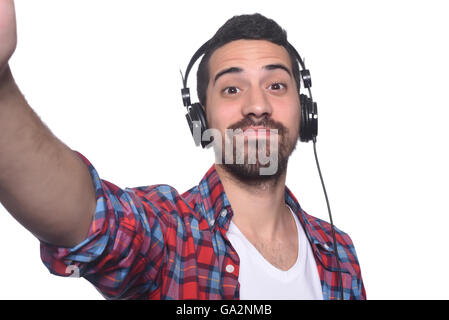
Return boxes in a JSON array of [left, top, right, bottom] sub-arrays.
[[0, 66, 96, 247]]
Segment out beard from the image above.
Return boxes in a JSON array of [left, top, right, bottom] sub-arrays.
[[213, 116, 299, 187]]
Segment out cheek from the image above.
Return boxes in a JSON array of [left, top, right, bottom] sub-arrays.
[[292, 107, 301, 134], [206, 101, 240, 132], [289, 96, 301, 135], [206, 89, 227, 131], [276, 102, 300, 134]]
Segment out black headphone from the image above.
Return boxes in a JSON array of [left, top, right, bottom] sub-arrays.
[[180, 40, 318, 148]]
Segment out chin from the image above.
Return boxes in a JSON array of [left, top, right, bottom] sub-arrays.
[[219, 158, 289, 187]]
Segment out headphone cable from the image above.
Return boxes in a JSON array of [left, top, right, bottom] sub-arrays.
[[312, 138, 344, 300]]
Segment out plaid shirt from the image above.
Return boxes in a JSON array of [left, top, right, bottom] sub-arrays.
[[40, 151, 366, 300]]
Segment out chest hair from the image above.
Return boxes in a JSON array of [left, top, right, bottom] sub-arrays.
[[251, 237, 298, 271]]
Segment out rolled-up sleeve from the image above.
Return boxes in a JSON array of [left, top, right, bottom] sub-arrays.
[[40, 151, 164, 299]]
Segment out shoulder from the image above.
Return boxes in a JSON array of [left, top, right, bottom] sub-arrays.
[[126, 184, 201, 220], [302, 210, 363, 278], [303, 210, 356, 249]]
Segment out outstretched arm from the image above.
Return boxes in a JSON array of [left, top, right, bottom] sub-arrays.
[[0, 0, 96, 247]]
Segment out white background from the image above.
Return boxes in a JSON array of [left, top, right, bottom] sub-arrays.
[[0, 0, 448, 299]]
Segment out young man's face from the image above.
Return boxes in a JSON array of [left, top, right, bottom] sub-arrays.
[[205, 39, 301, 182]]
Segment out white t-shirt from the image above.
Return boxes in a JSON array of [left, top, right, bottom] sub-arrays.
[[226, 206, 324, 300]]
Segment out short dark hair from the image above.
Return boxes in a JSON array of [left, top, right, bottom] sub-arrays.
[[196, 13, 301, 108]]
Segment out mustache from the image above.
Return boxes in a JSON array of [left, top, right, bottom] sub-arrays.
[[227, 117, 287, 136]]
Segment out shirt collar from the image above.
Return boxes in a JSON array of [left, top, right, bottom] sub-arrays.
[[284, 186, 330, 247], [197, 165, 336, 252], [285, 186, 351, 273], [198, 164, 232, 230], [196, 164, 349, 273]]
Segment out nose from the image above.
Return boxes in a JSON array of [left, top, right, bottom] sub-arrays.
[[241, 86, 272, 122]]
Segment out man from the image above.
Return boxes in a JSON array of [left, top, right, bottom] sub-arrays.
[[0, 0, 365, 300]]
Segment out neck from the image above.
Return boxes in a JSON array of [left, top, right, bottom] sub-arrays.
[[215, 164, 291, 239]]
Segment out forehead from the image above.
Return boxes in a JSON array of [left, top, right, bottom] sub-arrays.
[[208, 40, 292, 76]]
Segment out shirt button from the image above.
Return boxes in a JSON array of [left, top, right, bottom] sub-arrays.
[[220, 209, 227, 218], [225, 264, 235, 273]]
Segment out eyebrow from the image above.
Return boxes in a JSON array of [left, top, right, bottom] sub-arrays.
[[213, 67, 243, 84], [263, 64, 292, 78], [213, 64, 292, 85]]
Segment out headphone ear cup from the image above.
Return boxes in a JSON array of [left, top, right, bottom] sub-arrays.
[[311, 100, 318, 139], [299, 94, 309, 142], [299, 94, 318, 142], [186, 103, 210, 148]]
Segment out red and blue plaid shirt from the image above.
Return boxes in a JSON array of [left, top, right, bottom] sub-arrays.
[[40, 151, 366, 300]]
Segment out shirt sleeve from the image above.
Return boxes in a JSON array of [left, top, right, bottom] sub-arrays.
[[40, 151, 165, 299]]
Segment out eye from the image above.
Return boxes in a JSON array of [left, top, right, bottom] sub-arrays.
[[222, 86, 241, 95], [268, 82, 287, 91]]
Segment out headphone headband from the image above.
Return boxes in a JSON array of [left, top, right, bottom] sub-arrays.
[[181, 40, 211, 90]]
